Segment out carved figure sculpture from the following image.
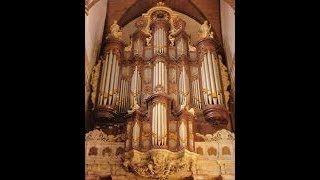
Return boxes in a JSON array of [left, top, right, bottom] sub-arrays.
[[109, 20, 122, 39], [198, 20, 212, 39]]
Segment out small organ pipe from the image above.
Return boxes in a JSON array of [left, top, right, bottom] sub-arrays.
[[159, 62, 162, 87], [99, 58, 107, 105], [164, 106, 167, 145], [155, 63, 158, 87], [103, 51, 113, 105], [162, 62, 165, 88], [196, 80, 202, 109], [212, 54, 223, 104], [124, 80, 127, 110], [153, 106, 156, 145], [203, 56, 212, 104], [121, 80, 124, 111], [201, 65, 208, 105], [164, 66, 167, 93], [160, 104, 163, 145], [112, 63, 119, 105], [207, 51, 217, 104], [156, 103, 159, 145], [193, 81, 196, 107], [154, 64, 156, 88], [211, 53, 221, 104], [108, 56, 117, 105]]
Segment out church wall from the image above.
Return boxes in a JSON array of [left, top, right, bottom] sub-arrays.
[[85, 0, 108, 131], [221, 0, 235, 131], [85, 0, 108, 68], [220, 0, 235, 94]]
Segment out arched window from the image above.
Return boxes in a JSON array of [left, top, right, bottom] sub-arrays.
[[196, 146, 203, 155], [222, 146, 231, 155], [102, 147, 112, 156], [88, 147, 98, 156], [116, 147, 125, 156], [207, 147, 217, 156]]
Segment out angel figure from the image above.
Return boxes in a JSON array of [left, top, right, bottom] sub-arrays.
[[146, 36, 152, 46], [109, 20, 122, 39], [198, 20, 211, 39]]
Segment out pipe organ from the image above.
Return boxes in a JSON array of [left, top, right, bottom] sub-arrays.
[[98, 50, 120, 106], [153, 25, 167, 54], [88, 2, 233, 179], [130, 66, 142, 107], [153, 60, 167, 93], [178, 66, 190, 106]]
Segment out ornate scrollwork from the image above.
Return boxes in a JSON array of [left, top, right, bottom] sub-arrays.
[[198, 20, 215, 40], [90, 60, 101, 106], [124, 149, 198, 179], [86, 129, 126, 143], [108, 20, 123, 40], [195, 129, 235, 142], [218, 55, 231, 106]]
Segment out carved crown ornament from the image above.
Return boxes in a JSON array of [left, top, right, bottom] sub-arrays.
[[85, 129, 126, 143], [195, 129, 235, 142], [124, 149, 198, 179]]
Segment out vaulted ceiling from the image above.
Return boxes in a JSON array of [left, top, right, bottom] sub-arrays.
[[86, 0, 235, 43]]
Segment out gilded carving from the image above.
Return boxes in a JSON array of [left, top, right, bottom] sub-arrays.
[[108, 20, 123, 40], [198, 20, 214, 40], [218, 55, 231, 106], [124, 149, 198, 179], [85, 129, 126, 143], [143, 68, 151, 84], [90, 60, 101, 106], [195, 129, 235, 142]]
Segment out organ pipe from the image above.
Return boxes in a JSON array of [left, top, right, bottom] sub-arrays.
[[152, 105, 155, 145], [103, 51, 113, 105], [212, 54, 223, 104], [108, 55, 116, 105], [200, 65, 208, 105], [98, 55, 107, 105], [152, 103, 167, 146], [203, 55, 212, 105], [207, 51, 217, 104], [112, 63, 119, 105]]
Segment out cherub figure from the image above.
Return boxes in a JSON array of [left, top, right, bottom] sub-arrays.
[[198, 20, 212, 39], [109, 20, 122, 39]]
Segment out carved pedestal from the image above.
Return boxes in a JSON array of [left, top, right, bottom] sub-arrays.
[[203, 105, 229, 128]]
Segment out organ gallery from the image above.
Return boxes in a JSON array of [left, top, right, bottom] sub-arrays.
[[85, 1, 235, 179]]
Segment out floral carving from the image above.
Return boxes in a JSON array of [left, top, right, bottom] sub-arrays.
[[218, 55, 230, 106], [124, 149, 198, 179], [85, 129, 126, 142], [90, 60, 101, 106], [195, 129, 235, 142]]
